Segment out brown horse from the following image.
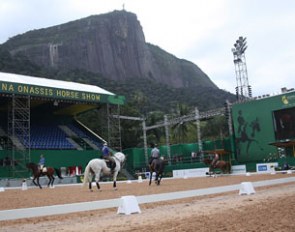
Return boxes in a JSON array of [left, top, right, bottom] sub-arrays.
[[149, 157, 165, 186], [26, 163, 63, 189], [203, 158, 231, 174]]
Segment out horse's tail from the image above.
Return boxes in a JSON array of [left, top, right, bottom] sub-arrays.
[[55, 168, 63, 179], [83, 162, 91, 187]]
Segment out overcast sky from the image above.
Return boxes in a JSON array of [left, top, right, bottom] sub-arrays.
[[0, 0, 294, 96]]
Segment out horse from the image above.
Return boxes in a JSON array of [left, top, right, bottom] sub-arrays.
[[26, 162, 63, 189], [203, 158, 231, 175], [83, 152, 126, 192], [149, 157, 165, 186]]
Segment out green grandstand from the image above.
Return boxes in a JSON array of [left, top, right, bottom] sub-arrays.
[[0, 72, 125, 178]]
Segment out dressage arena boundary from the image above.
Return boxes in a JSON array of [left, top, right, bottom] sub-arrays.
[[1, 176, 295, 221]]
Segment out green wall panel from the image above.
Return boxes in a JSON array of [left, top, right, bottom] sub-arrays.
[[232, 91, 295, 162]]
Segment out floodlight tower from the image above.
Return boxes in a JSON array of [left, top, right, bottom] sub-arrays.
[[232, 36, 252, 101]]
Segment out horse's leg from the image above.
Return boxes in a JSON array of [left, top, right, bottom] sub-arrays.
[[224, 166, 227, 173], [47, 174, 51, 187], [89, 174, 95, 192], [89, 181, 92, 191], [47, 174, 55, 187], [32, 177, 38, 187], [149, 171, 153, 185], [36, 176, 42, 189], [88, 171, 93, 192], [155, 172, 159, 185], [112, 171, 118, 190], [158, 173, 163, 185], [155, 173, 160, 185], [227, 163, 231, 174], [96, 181, 100, 190], [208, 166, 212, 176], [51, 175, 55, 187], [94, 171, 101, 191], [220, 166, 226, 174]]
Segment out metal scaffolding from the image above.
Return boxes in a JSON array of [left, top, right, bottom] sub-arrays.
[[107, 104, 122, 151], [144, 107, 225, 164], [110, 106, 228, 165], [7, 95, 31, 177]]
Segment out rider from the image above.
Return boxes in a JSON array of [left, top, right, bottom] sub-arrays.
[[149, 143, 160, 166], [211, 153, 219, 168], [38, 154, 45, 172], [101, 142, 115, 172]]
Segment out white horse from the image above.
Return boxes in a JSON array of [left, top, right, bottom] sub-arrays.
[[83, 152, 126, 191]]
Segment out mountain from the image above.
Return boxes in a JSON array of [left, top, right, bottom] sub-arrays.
[[0, 10, 235, 112]]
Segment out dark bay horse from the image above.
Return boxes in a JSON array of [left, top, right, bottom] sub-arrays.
[[203, 158, 231, 174], [26, 163, 63, 189], [149, 157, 165, 186]]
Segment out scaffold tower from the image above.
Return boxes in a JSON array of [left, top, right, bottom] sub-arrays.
[[7, 94, 31, 177]]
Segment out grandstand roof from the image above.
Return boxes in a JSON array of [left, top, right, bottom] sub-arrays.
[[0, 72, 113, 94], [0, 72, 125, 105]]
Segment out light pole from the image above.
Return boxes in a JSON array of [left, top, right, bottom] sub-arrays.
[[232, 36, 252, 101]]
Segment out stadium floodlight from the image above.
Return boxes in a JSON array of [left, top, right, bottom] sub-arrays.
[[233, 36, 247, 56], [232, 36, 251, 101]]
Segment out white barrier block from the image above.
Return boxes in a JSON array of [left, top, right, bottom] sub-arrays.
[[287, 170, 292, 174], [22, 181, 28, 191], [117, 195, 141, 215], [127, 180, 132, 184], [239, 182, 255, 195], [0, 187, 5, 192], [246, 172, 251, 176], [138, 176, 143, 183]]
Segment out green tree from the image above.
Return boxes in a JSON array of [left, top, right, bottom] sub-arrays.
[[170, 104, 193, 144]]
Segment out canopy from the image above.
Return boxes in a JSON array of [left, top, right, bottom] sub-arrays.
[[0, 72, 125, 105]]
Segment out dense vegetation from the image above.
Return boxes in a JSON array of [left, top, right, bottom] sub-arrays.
[[0, 45, 234, 148]]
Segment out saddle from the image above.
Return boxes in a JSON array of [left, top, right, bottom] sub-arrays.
[[211, 161, 219, 169], [105, 157, 116, 170], [40, 167, 47, 173]]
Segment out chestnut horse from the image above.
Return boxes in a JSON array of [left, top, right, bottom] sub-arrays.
[[203, 158, 231, 174], [26, 162, 63, 189]]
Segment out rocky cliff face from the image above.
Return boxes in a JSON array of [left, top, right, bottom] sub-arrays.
[[3, 10, 217, 89]]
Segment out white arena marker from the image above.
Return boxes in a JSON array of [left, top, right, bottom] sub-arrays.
[[117, 195, 141, 215], [138, 176, 143, 183], [239, 182, 255, 195], [21, 180, 28, 191], [0, 187, 5, 192], [287, 170, 292, 174], [246, 172, 251, 176]]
